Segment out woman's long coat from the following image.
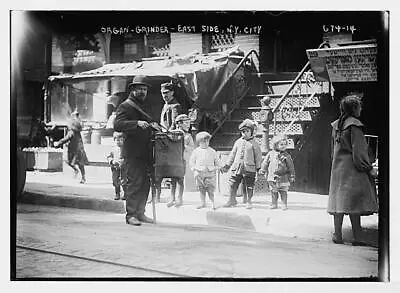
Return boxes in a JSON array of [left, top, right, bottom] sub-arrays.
[[328, 117, 378, 215]]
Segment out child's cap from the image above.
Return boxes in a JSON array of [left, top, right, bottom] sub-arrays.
[[196, 131, 211, 142], [238, 119, 256, 131], [113, 131, 125, 139], [175, 114, 190, 123]]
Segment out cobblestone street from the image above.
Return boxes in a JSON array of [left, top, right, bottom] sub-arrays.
[[15, 204, 379, 279]]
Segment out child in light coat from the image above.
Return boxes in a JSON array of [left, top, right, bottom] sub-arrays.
[[106, 132, 127, 200], [221, 119, 263, 209], [189, 131, 220, 210], [259, 134, 295, 210]]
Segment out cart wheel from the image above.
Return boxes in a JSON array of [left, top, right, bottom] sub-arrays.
[[17, 149, 26, 198]]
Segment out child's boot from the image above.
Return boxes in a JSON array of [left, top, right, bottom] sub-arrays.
[[175, 181, 184, 207], [223, 186, 238, 208], [167, 182, 176, 207], [246, 187, 254, 209], [196, 191, 206, 209], [270, 192, 278, 209], [280, 191, 288, 210], [175, 194, 183, 207], [242, 183, 247, 204], [78, 165, 86, 184], [208, 192, 216, 210], [114, 186, 121, 200]]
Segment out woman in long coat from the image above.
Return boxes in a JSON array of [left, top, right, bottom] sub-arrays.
[[54, 116, 89, 184], [328, 95, 378, 246]]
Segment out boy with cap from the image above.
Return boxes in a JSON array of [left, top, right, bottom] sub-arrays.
[[221, 119, 263, 209], [166, 114, 195, 207], [107, 132, 127, 200], [189, 131, 220, 210]]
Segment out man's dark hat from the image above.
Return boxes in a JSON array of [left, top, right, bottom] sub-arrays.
[[128, 75, 151, 89]]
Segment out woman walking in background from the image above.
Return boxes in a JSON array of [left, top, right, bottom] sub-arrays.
[[328, 94, 378, 246], [54, 112, 89, 184]]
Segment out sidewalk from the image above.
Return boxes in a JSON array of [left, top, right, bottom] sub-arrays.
[[20, 166, 379, 246]]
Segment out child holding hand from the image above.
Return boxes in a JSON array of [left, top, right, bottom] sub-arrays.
[[259, 134, 295, 210]]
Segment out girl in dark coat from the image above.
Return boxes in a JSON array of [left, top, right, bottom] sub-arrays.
[[54, 117, 89, 184], [328, 95, 378, 246]]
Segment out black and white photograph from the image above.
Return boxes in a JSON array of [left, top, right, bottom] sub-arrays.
[[10, 9, 391, 282]]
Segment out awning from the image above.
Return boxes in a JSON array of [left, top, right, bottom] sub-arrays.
[[48, 46, 245, 110]]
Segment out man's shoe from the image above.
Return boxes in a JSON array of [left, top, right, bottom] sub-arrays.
[[121, 196, 126, 200], [246, 202, 253, 209], [332, 233, 344, 244], [138, 215, 155, 224], [166, 201, 175, 208], [269, 205, 278, 209], [79, 178, 86, 184], [196, 203, 206, 209], [126, 217, 141, 226], [114, 194, 120, 200], [281, 205, 288, 210], [175, 201, 183, 208]]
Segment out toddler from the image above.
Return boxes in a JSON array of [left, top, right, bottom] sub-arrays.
[[189, 131, 220, 210], [107, 132, 127, 200], [259, 134, 295, 210]]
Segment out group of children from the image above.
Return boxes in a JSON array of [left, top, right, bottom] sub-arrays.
[[107, 116, 296, 211]]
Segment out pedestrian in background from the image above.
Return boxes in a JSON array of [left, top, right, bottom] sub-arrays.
[[221, 119, 262, 209], [328, 94, 378, 246], [259, 134, 295, 210], [54, 112, 88, 184], [107, 132, 127, 201], [166, 114, 195, 208], [189, 131, 219, 210]]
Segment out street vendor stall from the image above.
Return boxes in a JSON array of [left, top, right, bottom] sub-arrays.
[[45, 47, 248, 162]]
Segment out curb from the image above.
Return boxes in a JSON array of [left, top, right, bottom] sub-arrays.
[[18, 190, 379, 246], [19, 191, 125, 214], [19, 191, 265, 233]]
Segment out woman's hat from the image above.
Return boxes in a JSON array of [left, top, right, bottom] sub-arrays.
[[196, 131, 211, 142], [128, 75, 151, 89]]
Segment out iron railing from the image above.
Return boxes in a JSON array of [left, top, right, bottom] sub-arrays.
[[210, 49, 260, 138], [270, 42, 330, 136]]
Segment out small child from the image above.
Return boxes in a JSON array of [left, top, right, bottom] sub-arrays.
[[107, 132, 127, 200], [259, 134, 295, 210], [166, 114, 195, 208], [189, 131, 220, 210], [221, 119, 263, 209]]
